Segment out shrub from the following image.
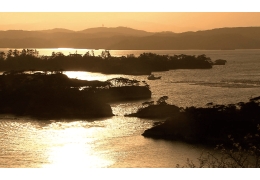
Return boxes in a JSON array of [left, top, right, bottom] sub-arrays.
[[177, 125, 260, 168]]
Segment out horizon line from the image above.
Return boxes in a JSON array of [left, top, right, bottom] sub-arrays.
[[1, 25, 260, 34]]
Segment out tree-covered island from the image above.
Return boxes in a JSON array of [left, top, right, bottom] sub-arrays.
[[0, 71, 151, 119], [0, 49, 225, 119], [126, 96, 260, 148], [0, 49, 217, 75]]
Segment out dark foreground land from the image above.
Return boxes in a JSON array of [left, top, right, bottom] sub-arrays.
[[0, 71, 151, 119], [126, 96, 260, 148], [0, 49, 221, 75]]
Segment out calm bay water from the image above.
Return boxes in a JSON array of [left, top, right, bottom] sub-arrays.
[[1, 49, 260, 168]]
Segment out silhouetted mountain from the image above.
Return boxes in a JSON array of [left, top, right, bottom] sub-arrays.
[[108, 33, 260, 50], [151, 31, 178, 37], [78, 26, 153, 36], [178, 27, 260, 40], [0, 38, 58, 48], [38, 28, 75, 33], [0, 30, 45, 39], [1, 26, 260, 49]]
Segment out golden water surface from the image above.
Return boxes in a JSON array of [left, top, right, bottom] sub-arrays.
[[1, 49, 260, 168]]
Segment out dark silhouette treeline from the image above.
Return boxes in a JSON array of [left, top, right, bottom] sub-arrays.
[[126, 96, 260, 148], [0, 49, 213, 75], [126, 96, 180, 118], [0, 71, 151, 119]]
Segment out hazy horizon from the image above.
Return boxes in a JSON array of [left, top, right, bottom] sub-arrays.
[[1, 12, 260, 33]]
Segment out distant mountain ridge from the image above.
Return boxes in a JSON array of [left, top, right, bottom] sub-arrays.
[[78, 26, 153, 36], [38, 28, 75, 33], [1, 26, 260, 49]]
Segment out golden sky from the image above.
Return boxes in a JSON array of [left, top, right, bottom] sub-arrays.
[[1, 12, 260, 33]]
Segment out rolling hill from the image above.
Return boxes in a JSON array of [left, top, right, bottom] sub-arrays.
[[1, 26, 260, 50]]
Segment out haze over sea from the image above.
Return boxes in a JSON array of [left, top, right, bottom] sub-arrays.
[[1, 48, 260, 168]]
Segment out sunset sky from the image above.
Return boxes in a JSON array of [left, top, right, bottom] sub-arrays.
[[1, 1, 259, 33]]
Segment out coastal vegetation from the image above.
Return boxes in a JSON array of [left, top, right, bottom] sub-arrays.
[[131, 96, 260, 168], [127, 96, 260, 148], [0, 71, 151, 119], [0, 49, 214, 75], [1, 27, 260, 168], [125, 96, 180, 118], [177, 128, 260, 168]]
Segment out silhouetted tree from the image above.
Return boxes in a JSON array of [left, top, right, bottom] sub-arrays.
[[156, 96, 169, 105], [83, 51, 90, 57], [0, 52, 5, 61], [12, 49, 20, 57], [21, 49, 27, 56], [6, 50, 12, 59]]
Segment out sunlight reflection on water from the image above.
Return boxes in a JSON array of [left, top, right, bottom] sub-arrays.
[[0, 117, 156, 168], [64, 71, 140, 82], [63, 67, 260, 109], [43, 126, 114, 168], [1, 49, 260, 167]]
